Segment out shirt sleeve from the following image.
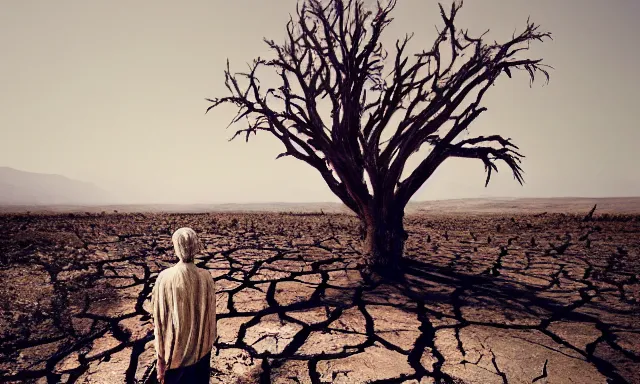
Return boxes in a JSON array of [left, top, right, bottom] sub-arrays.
[[152, 273, 166, 361], [210, 279, 217, 342]]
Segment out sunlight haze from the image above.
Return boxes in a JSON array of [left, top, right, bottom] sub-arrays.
[[1, 0, 638, 204]]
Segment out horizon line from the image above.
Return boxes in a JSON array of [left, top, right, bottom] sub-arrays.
[[2, 195, 640, 208]]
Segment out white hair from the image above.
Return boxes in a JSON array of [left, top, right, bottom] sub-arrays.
[[171, 227, 201, 263]]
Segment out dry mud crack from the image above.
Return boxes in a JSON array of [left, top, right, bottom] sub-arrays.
[[0, 212, 638, 383]]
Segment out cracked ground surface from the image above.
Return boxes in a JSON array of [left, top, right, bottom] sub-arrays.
[[0, 211, 638, 383]]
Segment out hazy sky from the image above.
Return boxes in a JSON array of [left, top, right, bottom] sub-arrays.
[[1, 0, 639, 204]]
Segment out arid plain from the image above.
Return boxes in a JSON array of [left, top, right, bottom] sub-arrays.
[[1, 199, 639, 383]]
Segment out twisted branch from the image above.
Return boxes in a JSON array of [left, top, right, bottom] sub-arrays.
[[206, 0, 552, 215]]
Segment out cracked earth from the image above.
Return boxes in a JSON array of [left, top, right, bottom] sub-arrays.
[[0, 211, 638, 383]]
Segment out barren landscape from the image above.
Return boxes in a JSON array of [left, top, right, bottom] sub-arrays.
[[3, 0, 639, 382], [1, 204, 639, 384]]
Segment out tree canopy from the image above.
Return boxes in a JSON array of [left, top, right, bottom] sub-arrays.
[[207, 0, 551, 219]]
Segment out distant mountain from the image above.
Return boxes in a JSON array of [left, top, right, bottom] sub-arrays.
[[0, 167, 113, 206]]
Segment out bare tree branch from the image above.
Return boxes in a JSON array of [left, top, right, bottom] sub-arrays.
[[207, 0, 551, 219]]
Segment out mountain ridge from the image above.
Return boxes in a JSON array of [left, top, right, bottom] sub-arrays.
[[0, 167, 113, 206], [1, 167, 639, 214]]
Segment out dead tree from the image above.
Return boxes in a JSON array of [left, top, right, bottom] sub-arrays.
[[583, 204, 597, 222], [206, 0, 551, 276]]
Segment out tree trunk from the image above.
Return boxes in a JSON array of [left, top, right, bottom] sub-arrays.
[[361, 205, 407, 278]]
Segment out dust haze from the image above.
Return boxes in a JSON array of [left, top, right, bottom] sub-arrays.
[[1, 0, 639, 204]]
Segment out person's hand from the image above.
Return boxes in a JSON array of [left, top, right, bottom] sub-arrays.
[[157, 357, 166, 384]]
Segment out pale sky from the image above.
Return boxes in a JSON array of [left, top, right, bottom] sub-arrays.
[[1, 0, 639, 204]]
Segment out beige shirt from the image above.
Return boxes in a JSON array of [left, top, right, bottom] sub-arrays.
[[151, 261, 217, 369]]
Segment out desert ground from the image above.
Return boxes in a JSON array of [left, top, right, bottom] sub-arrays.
[[0, 205, 639, 383]]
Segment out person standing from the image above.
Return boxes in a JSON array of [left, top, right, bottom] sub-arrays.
[[151, 227, 217, 384]]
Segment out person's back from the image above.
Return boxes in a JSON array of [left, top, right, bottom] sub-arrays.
[[151, 227, 216, 384]]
